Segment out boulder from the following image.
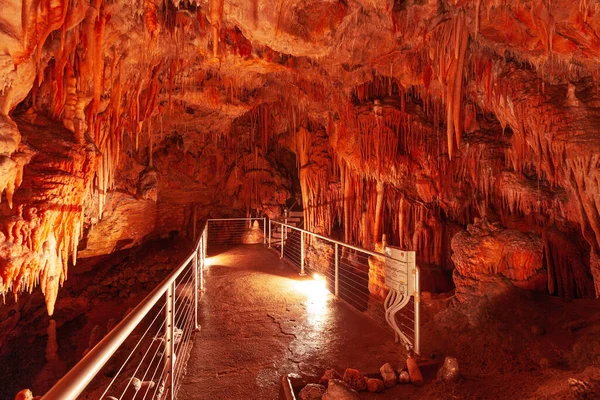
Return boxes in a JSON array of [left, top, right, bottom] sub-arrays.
[[380, 362, 397, 388], [342, 368, 367, 391], [451, 218, 546, 302], [299, 384, 326, 400], [322, 379, 360, 400]]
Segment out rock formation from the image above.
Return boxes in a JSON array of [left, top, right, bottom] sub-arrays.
[[0, 0, 599, 318]]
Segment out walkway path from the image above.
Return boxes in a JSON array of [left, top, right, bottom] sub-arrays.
[[178, 244, 408, 399]]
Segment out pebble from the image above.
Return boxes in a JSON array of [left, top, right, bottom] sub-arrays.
[[398, 370, 410, 384]]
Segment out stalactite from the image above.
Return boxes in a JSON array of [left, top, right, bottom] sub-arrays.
[[210, 0, 224, 58], [92, 2, 106, 128], [374, 180, 384, 243]]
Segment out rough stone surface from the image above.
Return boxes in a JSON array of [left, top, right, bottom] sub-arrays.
[[319, 369, 342, 387], [380, 362, 397, 388], [177, 246, 406, 399], [452, 218, 546, 301], [398, 370, 411, 384], [299, 383, 326, 400], [3, 0, 600, 397], [342, 368, 367, 392], [437, 357, 460, 382], [366, 378, 385, 393], [322, 379, 360, 400]]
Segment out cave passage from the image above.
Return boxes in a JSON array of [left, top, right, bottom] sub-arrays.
[[178, 244, 407, 399]]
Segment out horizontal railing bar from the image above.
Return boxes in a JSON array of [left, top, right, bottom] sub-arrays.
[[207, 218, 264, 221], [271, 220, 388, 259]]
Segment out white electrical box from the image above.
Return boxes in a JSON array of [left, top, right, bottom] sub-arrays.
[[384, 246, 416, 296]]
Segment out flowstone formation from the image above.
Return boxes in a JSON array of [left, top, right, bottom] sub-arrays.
[[1, 0, 600, 315]]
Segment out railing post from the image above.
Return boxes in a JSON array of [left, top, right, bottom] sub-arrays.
[[280, 223, 284, 259], [203, 224, 208, 261], [200, 244, 205, 291], [165, 282, 175, 400], [414, 268, 420, 355], [194, 249, 199, 331], [268, 219, 272, 248], [263, 217, 267, 245], [334, 243, 339, 299], [300, 231, 305, 276]]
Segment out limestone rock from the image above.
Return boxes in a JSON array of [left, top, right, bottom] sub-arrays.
[[568, 378, 599, 400], [366, 378, 385, 393], [342, 368, 367, 391], [299, 383, 326, 400], [451, 218, 546, 302], [319, 369, 341, 386], [139, 169, 158, 202], [437, 357, 460, 382], [14, 389, 33, 400], [380, 362, 397, 388], [322, 379, 360, 400], [398, 370, 410, 384]]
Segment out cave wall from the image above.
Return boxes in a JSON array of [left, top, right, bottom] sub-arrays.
[[1, 0, 600, 314]]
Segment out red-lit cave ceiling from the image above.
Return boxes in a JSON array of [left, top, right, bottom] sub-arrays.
[[1, 0, 600, 315]]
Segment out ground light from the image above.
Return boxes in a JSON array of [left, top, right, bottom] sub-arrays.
[[289, 272, 330, 328]]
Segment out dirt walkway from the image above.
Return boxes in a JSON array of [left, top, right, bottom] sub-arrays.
[[178, 244, 408, 399]]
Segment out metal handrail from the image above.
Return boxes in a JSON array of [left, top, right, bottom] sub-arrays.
[[270, 219, 420, 354], [42, 226, 206, 400], [271, 220, 384, 258]]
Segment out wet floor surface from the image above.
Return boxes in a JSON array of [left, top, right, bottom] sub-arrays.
[[178, 244, 407, 399]]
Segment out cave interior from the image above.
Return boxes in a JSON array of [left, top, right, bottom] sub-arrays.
[[1, 0, 600, 399]]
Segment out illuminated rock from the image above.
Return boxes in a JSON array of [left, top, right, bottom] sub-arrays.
[[342, 368, 367, 392]]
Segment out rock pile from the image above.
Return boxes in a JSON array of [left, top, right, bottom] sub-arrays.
[[310, 355, 426, 399]]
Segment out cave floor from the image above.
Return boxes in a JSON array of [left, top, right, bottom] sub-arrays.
[[178, 244, 417, 399]]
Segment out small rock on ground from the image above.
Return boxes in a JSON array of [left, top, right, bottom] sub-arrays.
[[437, 357, 460, 382], [380, 362, 397, 388], [398, 370, 410, 384], [323, 379, 361, 400], [299, 383, 326, 400], [320, 369, 342, 386], [367, 378, 385, 393], [343, 368, 367, 391]]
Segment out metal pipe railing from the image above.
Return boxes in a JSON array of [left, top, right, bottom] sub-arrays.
[[271, 219, 383, 258], [42, 227, 206, 400], [269, 219, 420, 355]]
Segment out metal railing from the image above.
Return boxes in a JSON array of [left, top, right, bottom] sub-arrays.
[[206, 218, 266, 249], [269, 220, 420, 354], [41, 215, 418, 400], [42, 225, 207, 400]]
